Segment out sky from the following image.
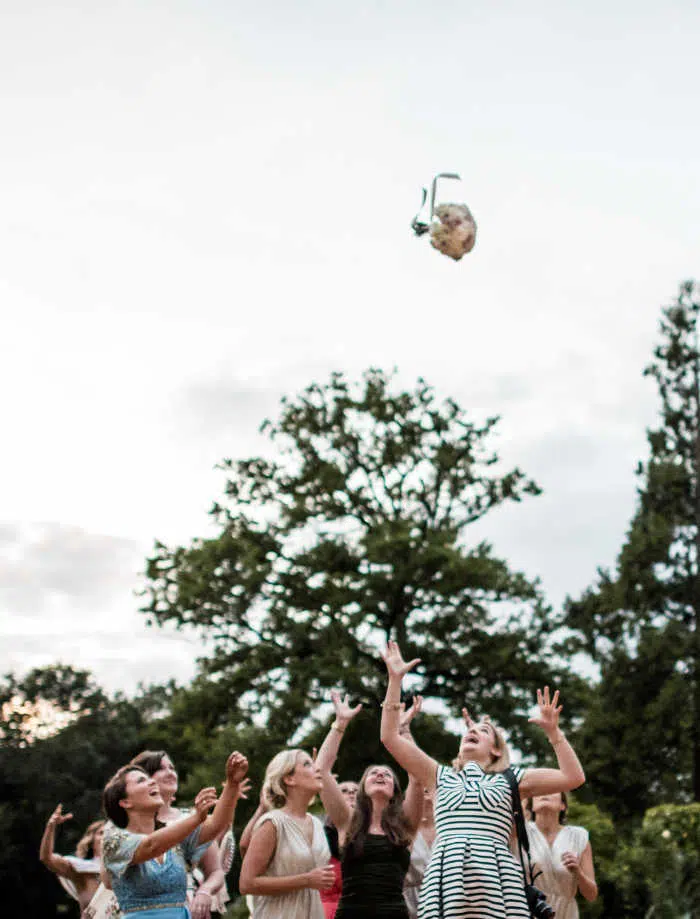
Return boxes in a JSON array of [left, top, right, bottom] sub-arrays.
[[1, 0, 698, 694]]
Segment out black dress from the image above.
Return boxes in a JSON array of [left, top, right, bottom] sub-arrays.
[[335, 833, 411, 919]]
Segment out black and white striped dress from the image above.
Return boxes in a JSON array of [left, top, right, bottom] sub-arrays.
[[417, 763, 529, 919]]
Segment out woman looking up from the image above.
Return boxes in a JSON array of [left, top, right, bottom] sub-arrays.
[[316, 691, 423, 919], [380, 641, 586, 919], [102, 751, 248, 919]]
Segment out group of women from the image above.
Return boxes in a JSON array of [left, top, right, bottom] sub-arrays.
[[41, 642, 597, 919]]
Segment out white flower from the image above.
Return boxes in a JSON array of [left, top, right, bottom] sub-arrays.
[[429, 204, 477, 261]]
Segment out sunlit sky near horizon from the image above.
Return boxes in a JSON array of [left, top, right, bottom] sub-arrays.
[[1, 0, 698, 694]]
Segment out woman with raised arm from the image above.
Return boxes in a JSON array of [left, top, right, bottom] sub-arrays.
[[102, 751, 248, 919], [39, 808, 119, 918], [380, 641, 585, 919], [238, 748, 335, 919], [316, 691, 424, 919], [525, 792, 597, 918]]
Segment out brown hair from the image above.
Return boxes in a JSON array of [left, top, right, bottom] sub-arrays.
[[75, 820, 105, 858], [452, 717, 511, 773], [130, 750, 170, 776], [528, 792, 568, 825], [343, 765, 411, 859], [102, 766, 149, 829]]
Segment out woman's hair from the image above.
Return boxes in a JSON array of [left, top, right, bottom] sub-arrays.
[[130, 750, 169, 776], [262, 749, 305, 809], [75, 820, 105, 858], [102, 766, 149, 829], [343, 765, 411, 859], [453, 717, 511, 773], [528, 792, 568, 825]]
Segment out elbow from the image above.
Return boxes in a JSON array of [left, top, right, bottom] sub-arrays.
[[239, 875, 253, 896], [584, 886, 598, 902], [571, 767, 585, 790]]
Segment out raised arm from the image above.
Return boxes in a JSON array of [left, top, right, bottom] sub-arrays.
[[198, 752, 248, 845], [317, 690, 362, 834], [396, 696, 426, 834], [380, 642, 438, 790], [519, 687, 585, 797], [39, 805, 78, 880], [239, 819, 334, 896], [132, 787, 219, 864]]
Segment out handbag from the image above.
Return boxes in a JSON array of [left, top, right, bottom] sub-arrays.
[[503, 768, 556, 919]]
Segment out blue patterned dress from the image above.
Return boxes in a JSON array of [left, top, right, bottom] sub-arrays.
[[102, 824, 209, 919], [417, 763, 528, 919]]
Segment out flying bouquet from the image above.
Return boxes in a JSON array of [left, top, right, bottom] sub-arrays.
[[411, 173, 477, 261]]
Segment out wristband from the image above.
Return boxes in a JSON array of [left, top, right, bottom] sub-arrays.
[[331, 722, 345, 734], [380, 702, 402, 711]]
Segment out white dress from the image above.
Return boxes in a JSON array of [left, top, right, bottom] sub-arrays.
[[251, 809, 330, 919], [404, 831, 433, 919], [526, 823, 590, 919]]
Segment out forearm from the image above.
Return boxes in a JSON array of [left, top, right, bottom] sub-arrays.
[[240, 871, 312, 896], [198, 867, 226, 896], [316, 719, 346, 774], [549, 731, 585, 788], [200, 782, 239, 844], [380, 674, 403, 745], [39, 823, 55, 865], [239, 805, 266, 857], [134, 811, 202, 863], [576, 868, 598, 901]]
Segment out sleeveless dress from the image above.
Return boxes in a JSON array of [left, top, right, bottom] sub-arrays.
[[335, 834, 411, 919], [102, 824, 209, 919], [251, 809, 330, 919], [526, 823, 590, 919], [403, 831, 434, 919], [418, 763, 528, 919]]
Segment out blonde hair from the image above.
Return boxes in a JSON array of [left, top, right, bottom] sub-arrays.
[[262, 749, 305, 809], [75, 820, 105, 858], [453, 717, 511, 773]]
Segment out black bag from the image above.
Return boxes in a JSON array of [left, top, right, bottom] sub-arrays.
[[503, 768, 556, 919]]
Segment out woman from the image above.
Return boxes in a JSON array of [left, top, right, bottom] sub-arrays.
[[238, 748, 335, 919], [526, 792, 597, 918], [39, 807, 119, 918], [102, 751, 247, 919], [130, 750, 243, 919], [316, 691, 423, 919], [320, 780, 359, 919], [403, 787, 435, 919], [380, 641, 586, 919]]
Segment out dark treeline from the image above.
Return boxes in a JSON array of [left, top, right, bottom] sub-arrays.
[[3, 281, 700, 918]]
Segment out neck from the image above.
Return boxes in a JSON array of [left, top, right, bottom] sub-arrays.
[[283, 788, 312, 819], [464, 753, 493, 771], [535, 813, 561, 838], [126, 810, 158, 835], [369, 796, 388, 828], [157, 793, 178, 821]]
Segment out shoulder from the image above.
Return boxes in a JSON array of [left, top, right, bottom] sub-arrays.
[[255, 809, 284, 834]]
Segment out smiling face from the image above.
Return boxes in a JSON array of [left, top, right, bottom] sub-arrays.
[[152, 754, 178, 797], [458, 719, 502, 767], [120, 768, 164, 816]]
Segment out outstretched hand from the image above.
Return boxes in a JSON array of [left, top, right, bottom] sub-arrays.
[[226, 751, 249, 785], [47, 803, 73, 828], [331, 689, 362, 724], [381, 641, 421, 680], [528, 687, 563, 739], [193, 787, 219, 821], [399, 695, 423, 734]]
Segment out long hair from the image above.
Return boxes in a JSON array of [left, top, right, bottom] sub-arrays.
[[102, 766, 149, 829], [343, 765, 411, 859], [75, 820, 105, 858], [130, 750, 169, 776], [453, 717, 511, 773], [262, 749, 305, 809]]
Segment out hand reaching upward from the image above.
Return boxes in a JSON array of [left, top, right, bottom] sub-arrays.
[[528, 687, 563, 741], [331, 690, 362, 726], [226, 752, 249, 785], [381, 641, 421, 680]]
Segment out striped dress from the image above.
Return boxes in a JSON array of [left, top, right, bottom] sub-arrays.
[[417, 763, 528, 919]]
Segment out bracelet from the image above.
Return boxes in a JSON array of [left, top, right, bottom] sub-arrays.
[[380, 702, 403, 711], [331, 722, 345, 734], [550, 733, 566, 748]]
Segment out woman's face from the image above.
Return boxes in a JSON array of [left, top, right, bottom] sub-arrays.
[[286, 752, 322, 795], [363, 765, 396, 800], [152, 754, 178, 796], [459, 719, 499, 764], [120, 769, 163, 816], [92, 825, 105, 858], [531, 793, 565, 819], [339, 781, 359, 810]]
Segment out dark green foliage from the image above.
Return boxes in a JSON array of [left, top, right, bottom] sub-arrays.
[[142, 369, 574, 753]]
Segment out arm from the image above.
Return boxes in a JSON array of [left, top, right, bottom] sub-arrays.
[[518, 688, 585, 797], [380, 642, 439, 790], [317, 691, 361, 834], [238, 819, 334, 896], [39, 805, 78, 880], [562, 841, 597, 901], [239, 797, 269, 858], [191, 844, 226, 919], [397, 697, 425, 835], [198, 752, 249, 845], [132, 788, 218, 864]]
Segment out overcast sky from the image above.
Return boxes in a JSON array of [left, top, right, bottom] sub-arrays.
[[1, 1, 698, 694]]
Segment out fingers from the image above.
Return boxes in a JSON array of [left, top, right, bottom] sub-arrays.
[[351, 702, 362, 716], [406, 658, 421, 672]]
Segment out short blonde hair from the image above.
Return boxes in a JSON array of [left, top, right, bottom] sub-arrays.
[[453, 717, 511, 773], [263, 749, 305, 809], [76, 820, 105, 858]]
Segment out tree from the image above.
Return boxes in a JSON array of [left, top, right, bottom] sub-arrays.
[[142, 368, 576, 754], [567, 280, 700, 807]]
